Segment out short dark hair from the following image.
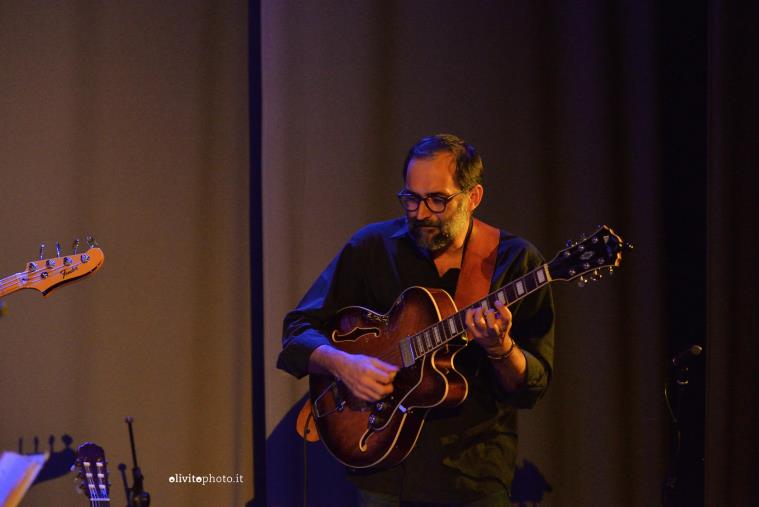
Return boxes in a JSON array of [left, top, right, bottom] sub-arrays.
[[402, 133, 483, 190]]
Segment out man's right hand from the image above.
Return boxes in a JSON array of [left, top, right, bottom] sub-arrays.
[[309, 345, 399, 402]]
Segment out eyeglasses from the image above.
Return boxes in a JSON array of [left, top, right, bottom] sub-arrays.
[[397, 189, 468, 213]]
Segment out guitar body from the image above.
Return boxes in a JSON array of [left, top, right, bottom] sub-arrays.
[[309, 286, 468, 469]]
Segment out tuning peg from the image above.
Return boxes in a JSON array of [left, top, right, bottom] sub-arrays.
[[86, 235, 99, 248], [56, 241, 62, 257], [72, 238, 80, 254], [624, 242, 634, 251], [608, 266, 614, 276], [566, 239, 573, 247], [577, 276, 587, 288], [38, 243, 45, 260]]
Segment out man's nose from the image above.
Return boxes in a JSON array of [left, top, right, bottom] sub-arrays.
[[415, 200, 433, 220]]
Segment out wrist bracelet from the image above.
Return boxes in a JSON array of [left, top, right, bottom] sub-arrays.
[[487, 337, 517, 361]]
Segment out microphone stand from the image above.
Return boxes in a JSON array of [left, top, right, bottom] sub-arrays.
[[662, 344, 702, 506], [123, 416, 151, 507]]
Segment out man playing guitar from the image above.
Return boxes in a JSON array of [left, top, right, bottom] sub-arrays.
[[278, 134, 554, 506]]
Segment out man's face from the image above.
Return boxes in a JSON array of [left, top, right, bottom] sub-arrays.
[[403, 152, 471, 252]]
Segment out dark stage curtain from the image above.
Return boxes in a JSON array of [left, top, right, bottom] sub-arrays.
[[706, 1, 759, 505]]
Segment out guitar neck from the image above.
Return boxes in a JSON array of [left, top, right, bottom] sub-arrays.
[[0, 272, 24, 298], [399, 265, 552, 366]]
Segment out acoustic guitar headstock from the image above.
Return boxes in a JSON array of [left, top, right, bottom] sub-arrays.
[[74, 442, 110, 504]]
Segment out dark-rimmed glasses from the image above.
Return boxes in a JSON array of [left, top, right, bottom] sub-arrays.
[[397, 189, 468, 213]]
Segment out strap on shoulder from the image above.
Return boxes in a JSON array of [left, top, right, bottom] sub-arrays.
[[454, 218, 500, 309]]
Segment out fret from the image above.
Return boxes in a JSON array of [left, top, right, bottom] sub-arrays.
[[447, 317, 457, 336], [524, 274, 534, 292], [424, 329, 433, 346], [529, 272, 541, 291], [505, 283, 516, 302], [536, 266, 547, 284], [412, 336, 422, 356], [455, 315, 463, 336], [515, 279, 526, 296], [438, 323, 446, 342]]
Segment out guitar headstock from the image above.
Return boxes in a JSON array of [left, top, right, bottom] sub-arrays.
[[74, 442, 110, 503], [19, 246, 104, 296], [547, 225, 631, 284]]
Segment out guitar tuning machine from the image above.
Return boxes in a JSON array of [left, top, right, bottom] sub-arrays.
[[72, 238, 80, 255], [38, 243, 45, 260], [56, 241, 62, 257], [86, 236, 99, 248]]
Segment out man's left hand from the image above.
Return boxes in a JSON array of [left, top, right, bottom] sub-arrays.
[[464, 299, 513, 356]]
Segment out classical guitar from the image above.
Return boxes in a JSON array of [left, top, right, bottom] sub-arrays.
[[74, 442, 110, 506], [309, 225, 631, 470], [0, 240, 104, 299]]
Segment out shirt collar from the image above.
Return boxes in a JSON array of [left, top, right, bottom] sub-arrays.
[[389, 218, 411, 239]]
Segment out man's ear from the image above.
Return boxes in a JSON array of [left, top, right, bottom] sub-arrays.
[[468, 184, 484, 212]]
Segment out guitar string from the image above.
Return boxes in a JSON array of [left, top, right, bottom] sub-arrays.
[[0, 257, 96, 291], [0, 268, 87, 292]]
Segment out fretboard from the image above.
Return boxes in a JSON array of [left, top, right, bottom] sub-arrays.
[[0, 273, 24, 298], [399, 264, 552, 367]]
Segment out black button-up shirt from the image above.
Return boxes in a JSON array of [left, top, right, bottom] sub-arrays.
[[278, 217, 555, 503]]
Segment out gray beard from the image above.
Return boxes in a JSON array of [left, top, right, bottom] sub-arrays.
[[411, 224, 452, 252], [409, 202, 470, 253]]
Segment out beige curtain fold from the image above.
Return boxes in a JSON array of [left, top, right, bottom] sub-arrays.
[[0, 2, 251, 506]]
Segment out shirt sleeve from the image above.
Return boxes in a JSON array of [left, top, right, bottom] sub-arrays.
[[494, 241, 555, 408], [276, 238, 367, 379]]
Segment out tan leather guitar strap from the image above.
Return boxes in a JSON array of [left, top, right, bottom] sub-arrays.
[[296, 397, 319, 441], [454, 218, 500, 309]]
